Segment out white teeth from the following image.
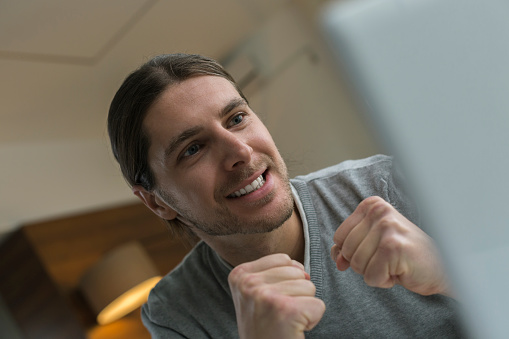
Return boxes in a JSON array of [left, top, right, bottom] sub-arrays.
[[229, 175, 265, 198]]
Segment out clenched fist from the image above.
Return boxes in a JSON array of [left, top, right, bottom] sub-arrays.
[[331, 196, 452, 297], [228, 253, 326, 339]]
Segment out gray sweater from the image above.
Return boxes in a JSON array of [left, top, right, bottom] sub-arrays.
[[141, 155, 463, 338]]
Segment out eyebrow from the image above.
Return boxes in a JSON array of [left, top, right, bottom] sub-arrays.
[[164, 98, 248, 160], [219, 97, 247, 119], [164, 126, 202, 160]]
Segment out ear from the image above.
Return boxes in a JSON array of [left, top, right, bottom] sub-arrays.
[[132, 185, 178, 220]]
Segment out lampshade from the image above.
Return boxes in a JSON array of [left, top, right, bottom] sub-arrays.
[[80, 241, 162, 325]]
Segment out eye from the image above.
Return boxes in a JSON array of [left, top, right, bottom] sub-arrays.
[[227, 113, 246, 127], [183, 144, 200, 158]]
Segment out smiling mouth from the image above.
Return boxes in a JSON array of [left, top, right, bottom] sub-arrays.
[[227, 172, 266, 198]]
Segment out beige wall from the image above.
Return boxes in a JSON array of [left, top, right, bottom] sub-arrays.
[[226, 8, 379, 177]]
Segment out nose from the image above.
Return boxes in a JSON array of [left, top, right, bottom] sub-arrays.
[[219, 131, 253, 171]]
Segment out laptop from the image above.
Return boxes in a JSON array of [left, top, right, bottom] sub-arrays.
[[321, 0, 509, 337]]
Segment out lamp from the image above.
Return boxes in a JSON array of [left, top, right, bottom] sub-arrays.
[[79, 241, 162, 325]]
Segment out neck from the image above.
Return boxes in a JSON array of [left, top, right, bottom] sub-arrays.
[[196, 206, 304, 267]]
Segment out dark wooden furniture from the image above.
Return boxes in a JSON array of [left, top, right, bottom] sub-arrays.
[[0, 202, 193, 339]]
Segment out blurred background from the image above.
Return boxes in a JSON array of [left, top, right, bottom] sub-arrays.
[[0, 0, 380, 338]]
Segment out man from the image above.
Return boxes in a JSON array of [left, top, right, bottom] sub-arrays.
[[108, 53, 462, 338]]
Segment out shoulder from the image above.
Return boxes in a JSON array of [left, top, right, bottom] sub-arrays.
[[145, 241, 223, 310], [294, 154, 393, 183], [291, 154, 394, 200], [290, 155, 417, 223], [142, 242, 237, 337], [143, 242, 209, 316], [293, 154, 418, 224], [142, 242, 209, 329]]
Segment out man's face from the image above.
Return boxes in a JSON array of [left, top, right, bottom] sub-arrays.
[[143, 75, 294, 236]]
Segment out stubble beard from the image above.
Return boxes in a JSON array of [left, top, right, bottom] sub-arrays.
[[157, 154, 294, 237]]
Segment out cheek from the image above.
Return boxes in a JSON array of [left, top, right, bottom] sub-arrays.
[[175, 166, 219, 205], [248, 125, 277, 151]]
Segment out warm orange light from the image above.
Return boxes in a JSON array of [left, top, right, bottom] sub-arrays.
[[97, 276, 161, 325], [80, 242, 162, 325]]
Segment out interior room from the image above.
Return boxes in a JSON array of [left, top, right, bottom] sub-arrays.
[[0, 0, 380, 337]]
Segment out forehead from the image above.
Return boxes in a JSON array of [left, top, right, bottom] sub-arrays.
[[151, 75, 238, 116], [144, 75, 240, 130]]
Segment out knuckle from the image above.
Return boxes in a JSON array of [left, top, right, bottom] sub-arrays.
[[379, 234, 406, 256], [360, 196, 385, 211], [254, 284, 275, 302], [241, 273, 262, 290], [364, 195, 384, 204], [228, 266, 242, 284], [349, 258, 364, 274], [228, 266, 261, 293], [273, 252, 292, 262], [238, 274, 267, 299], [366, 199, 392, 220], [228, 265, 247, 283], [375, 215, 399, 232], [363, 274, 377, 287]]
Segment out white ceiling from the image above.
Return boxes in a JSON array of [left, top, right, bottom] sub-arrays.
[[0, 0, 304, 144], [0, 0, 150, 59]]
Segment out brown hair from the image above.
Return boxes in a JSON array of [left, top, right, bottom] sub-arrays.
[[107, 53, 246, 241]]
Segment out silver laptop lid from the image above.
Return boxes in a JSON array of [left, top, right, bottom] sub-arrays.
[[321, 0, 509, 337]]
